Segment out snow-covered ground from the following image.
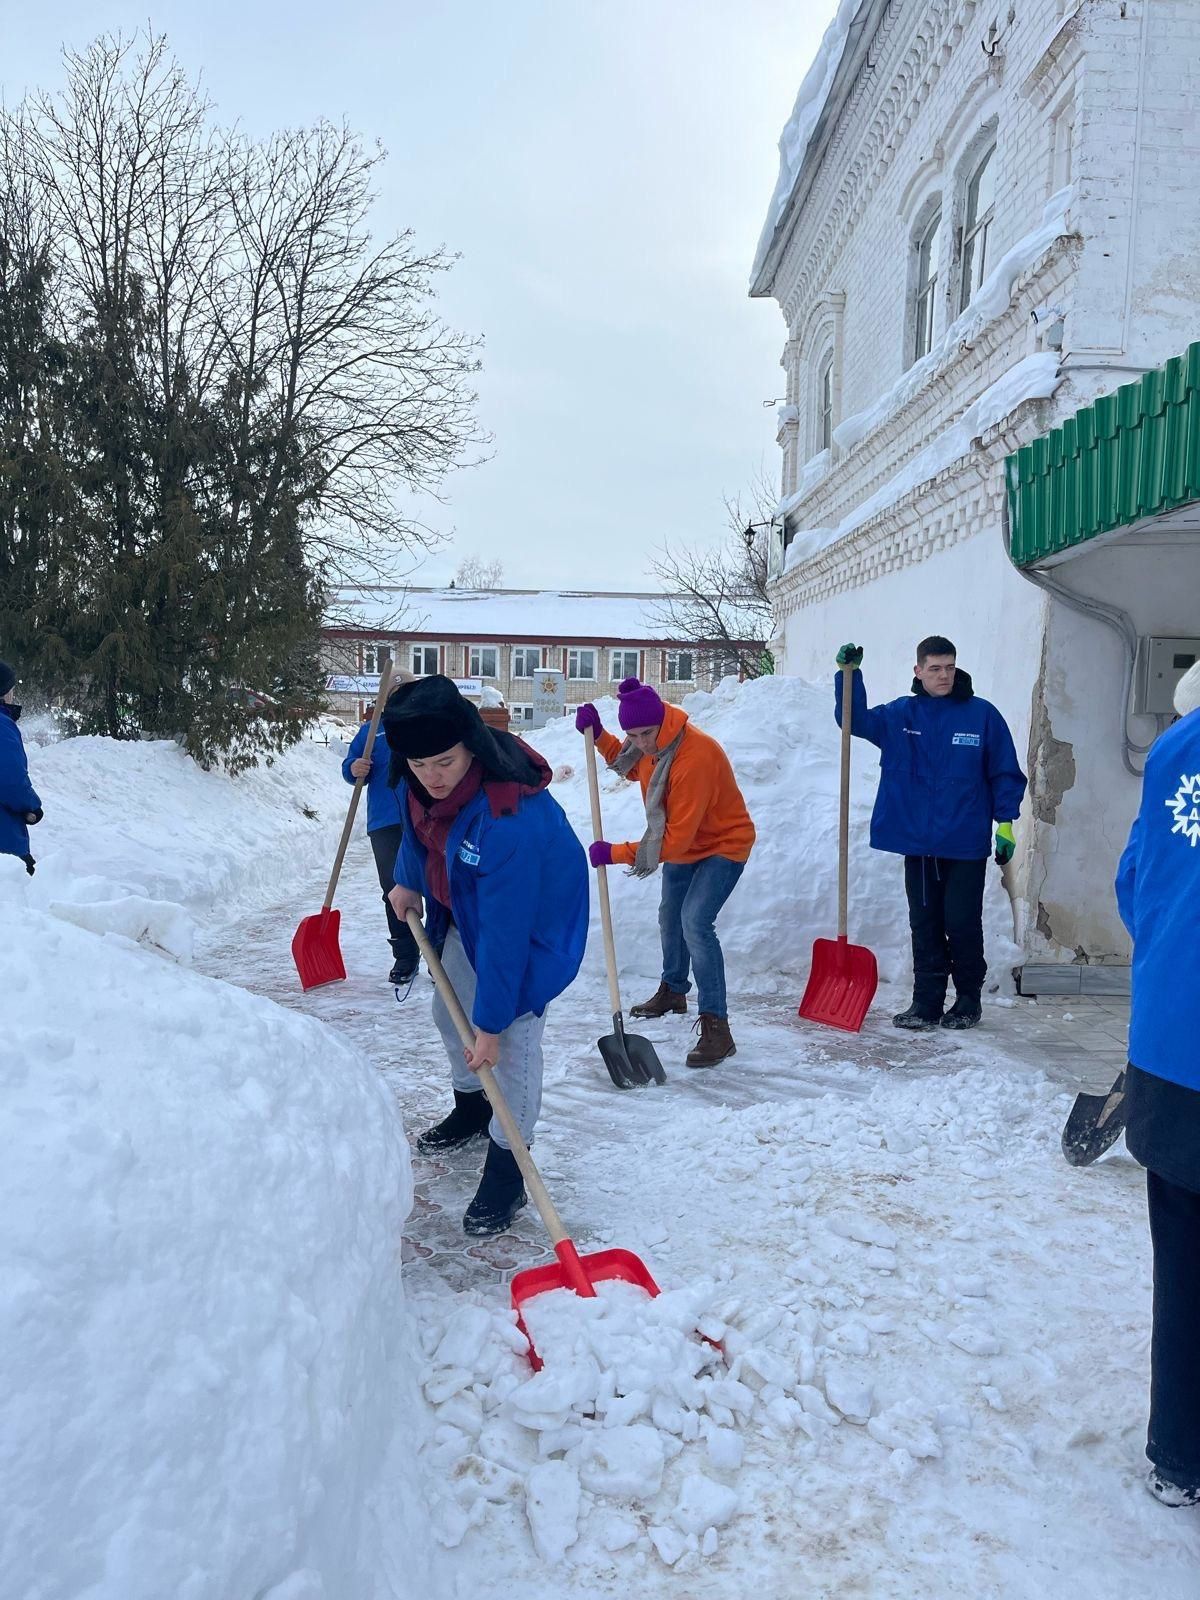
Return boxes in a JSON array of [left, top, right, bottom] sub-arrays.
[[6, 680, 1198, 1598]]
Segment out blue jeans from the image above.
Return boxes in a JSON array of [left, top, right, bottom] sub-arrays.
[[659, 856, 745, 1019]]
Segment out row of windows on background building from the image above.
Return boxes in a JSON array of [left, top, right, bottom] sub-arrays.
[[802, 103, 1075, 459], [358, 643, 696, 684]]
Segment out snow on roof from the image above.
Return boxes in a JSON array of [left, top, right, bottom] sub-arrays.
[[749, 0, 868, 293], [327, 587, 681, 642]]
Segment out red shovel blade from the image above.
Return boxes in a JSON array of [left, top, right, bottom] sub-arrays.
[[798, 934, 878, 1033], [291, 907, 346, 991], [511, 1241, 661, 1370]]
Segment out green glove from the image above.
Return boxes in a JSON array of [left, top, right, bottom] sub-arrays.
[[994, 822, 1016, 866], [836, 643, 864, 668]]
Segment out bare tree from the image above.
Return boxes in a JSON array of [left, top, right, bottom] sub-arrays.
[[454, 552, 504, 590], [649, 475, 776, 681]]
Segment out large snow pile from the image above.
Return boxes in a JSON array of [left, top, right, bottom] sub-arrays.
[[527, 673, 1020, 998], [1, 735, 434, 1600], [410, 1055, 1194, 1592], [27, 734, 348, 921]]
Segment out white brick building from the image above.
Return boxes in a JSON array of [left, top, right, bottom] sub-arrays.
[[753, 0, 1200, 985]]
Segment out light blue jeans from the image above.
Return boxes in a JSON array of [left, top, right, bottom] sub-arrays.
[[431, 927, 545, 1148], [659, 856, 745, 1019]]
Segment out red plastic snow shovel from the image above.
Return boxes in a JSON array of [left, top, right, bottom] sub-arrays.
[[292, 658, 393, 990], [798, 661, 879, 1032], [404, 907, 661, 1369]]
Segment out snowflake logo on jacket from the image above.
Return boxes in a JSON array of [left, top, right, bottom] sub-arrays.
[[1165, 772, 1200, 846]]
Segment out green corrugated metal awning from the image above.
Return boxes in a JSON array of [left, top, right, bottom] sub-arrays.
[[1006, 342, 1200, 566]]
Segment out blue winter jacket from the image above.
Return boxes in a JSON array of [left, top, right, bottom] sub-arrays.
[[0, 706, 41, 860], [1116, 708, 1200, 1091], [341, 721, 403, 833], [396, 781, 589, 1035], [835, 669, 1027, 859]]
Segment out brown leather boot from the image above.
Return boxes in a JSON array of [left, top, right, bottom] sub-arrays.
[[686, 1013, 736, 1069], [630, 981, 688, 1019]]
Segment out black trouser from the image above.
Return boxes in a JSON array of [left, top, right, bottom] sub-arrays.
[[1147, 1168, 1200, 1487], [369, 824, 418, 962], [903, 855, 987, 1012]]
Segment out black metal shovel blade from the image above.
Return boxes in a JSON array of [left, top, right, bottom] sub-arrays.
[[598, 1012, 667, 1090], [1061, 1068, 1127, 1167]]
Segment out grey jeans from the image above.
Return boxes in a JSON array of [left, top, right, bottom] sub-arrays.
[[431, 926, 546, 1149]]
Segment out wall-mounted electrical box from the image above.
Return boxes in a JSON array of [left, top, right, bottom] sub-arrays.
[[1135, 636, 1200, 715]]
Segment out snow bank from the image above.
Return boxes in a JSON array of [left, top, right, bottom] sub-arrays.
[[529, 674, 1019, 996], [783, 353, 1063, 572], [0, 854, 426, 1600], [750, 0, 862, 286], [411, 1054, 1161, 1585], [26, 734, 347, 931]]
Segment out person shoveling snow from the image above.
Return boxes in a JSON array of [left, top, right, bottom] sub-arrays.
[[575, 676, 755, 1070], [383, 675, 589, 1235]]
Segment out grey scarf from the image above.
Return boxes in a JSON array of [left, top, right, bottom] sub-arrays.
[[613, 724, 687, 877]]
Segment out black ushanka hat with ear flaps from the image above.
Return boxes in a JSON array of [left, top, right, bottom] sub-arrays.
[[382, 674, 542, 791]]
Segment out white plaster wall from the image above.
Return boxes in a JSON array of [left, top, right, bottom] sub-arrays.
[[1030, 531, 1200, 960]]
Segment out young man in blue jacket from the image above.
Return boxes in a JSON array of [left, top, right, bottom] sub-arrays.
[[1115, 660, 1200, 1509], [383, 675, 589, 1235], [0, 661, 43, 875], [835, 635, 1027, 1030], [341, 671, 419, 985]]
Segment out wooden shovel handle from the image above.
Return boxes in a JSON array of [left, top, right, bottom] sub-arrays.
[[583, 727, 624, 1016], [323, 657, 393, 910], [838, 662, 853, 940], [404, 908, 570, 1247]]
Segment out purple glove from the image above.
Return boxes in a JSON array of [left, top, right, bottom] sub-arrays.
[[589, 840, 614, 869], [575, 703, 602, 737]]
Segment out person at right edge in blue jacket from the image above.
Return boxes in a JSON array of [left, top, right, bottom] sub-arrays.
[[834, 635, 1027, 1031], [1115, 660, 1200, 1510]]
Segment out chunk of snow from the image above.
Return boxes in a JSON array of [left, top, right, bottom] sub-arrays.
[[525, 1461, 581, 1564], [672, 1474, 740, 1535], [579, 1426, 667, 1499], [823, 1367, 874, 1423]]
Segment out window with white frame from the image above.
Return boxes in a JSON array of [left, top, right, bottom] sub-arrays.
[[361, 641, 392, 675], [816, 350, 834, 453], [566, 648, 597, 681], [665, 651, 694, 683], [468, 645, 498, 678], [1051, 99, 1075, 192], [912, 207, 942, 362], [611, 649, 639, 680], [511, 646, 540, 679], [509, 703, 534, 724], [959, 142, 996, 310], [410, 644, 439, 676]]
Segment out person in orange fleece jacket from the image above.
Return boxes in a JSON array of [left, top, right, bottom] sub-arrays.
[[576, 676, 754, 1068]]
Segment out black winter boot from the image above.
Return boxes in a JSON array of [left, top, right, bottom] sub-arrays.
[[388, 939, 419, 986], [416, 1090, 491, 1154], [463, 1139, 527, 1235], [893, 1002, 944, 1031], [941, 994, 983, 1030]]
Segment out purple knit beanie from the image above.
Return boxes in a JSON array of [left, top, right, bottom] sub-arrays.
[[617, 676, 666, 730]]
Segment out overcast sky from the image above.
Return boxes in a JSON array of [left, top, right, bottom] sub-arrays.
[[2, 1, 834, 590]]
